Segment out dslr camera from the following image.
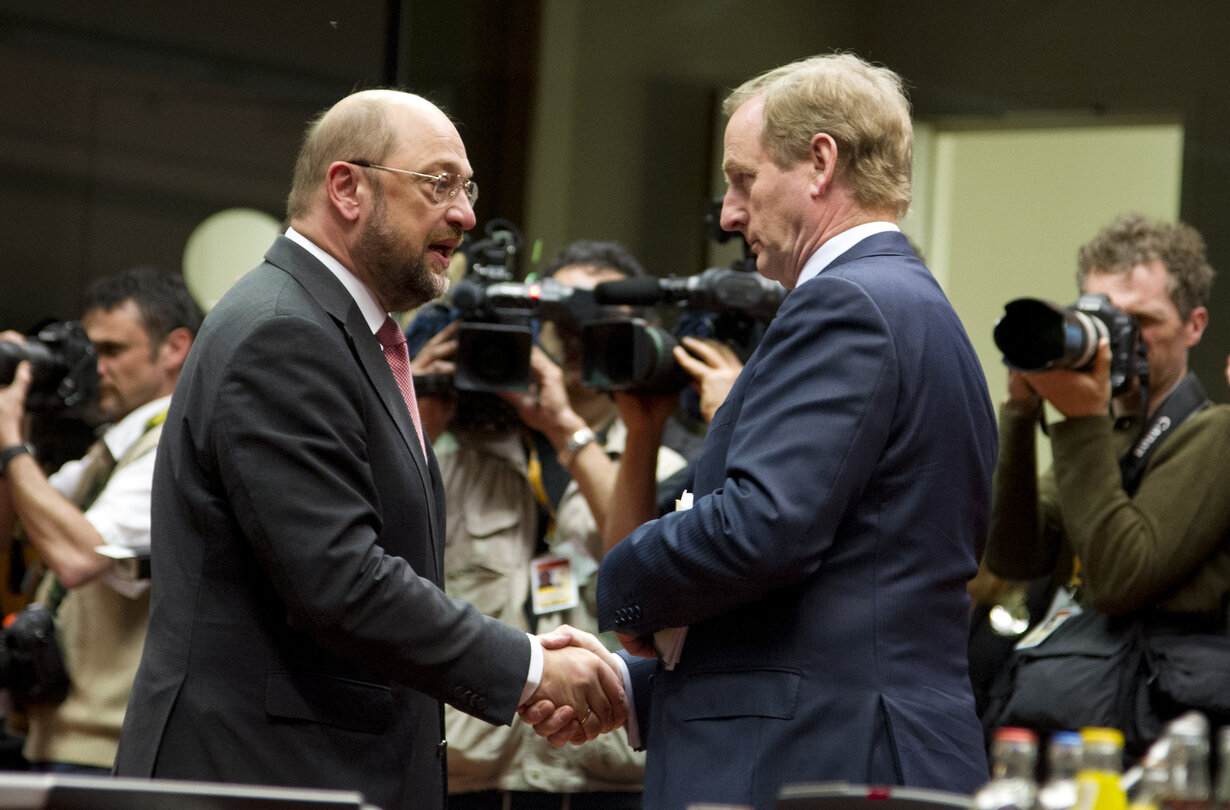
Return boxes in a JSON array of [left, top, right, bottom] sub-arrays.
[[992, 292, 1145, 396], [0, 321, 98, 414]]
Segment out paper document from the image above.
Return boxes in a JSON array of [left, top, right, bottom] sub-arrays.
[[653, 491, 692, 670]]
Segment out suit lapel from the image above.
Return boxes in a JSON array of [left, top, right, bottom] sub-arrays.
[[263, 236, 444, 561]]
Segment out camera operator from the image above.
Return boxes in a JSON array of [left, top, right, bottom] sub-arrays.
[[411, 240, 687, 810], [977, 214, 1230, 738], [0, 266, 201, 773]]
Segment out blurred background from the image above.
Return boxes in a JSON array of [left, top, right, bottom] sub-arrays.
[[2, 0, 1227, 401]]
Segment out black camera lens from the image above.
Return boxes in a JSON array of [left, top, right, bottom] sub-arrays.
[[581, 318, 690, 394], [993, 297, 1105, 373]]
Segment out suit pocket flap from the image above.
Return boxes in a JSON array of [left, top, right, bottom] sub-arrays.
[[676, 669, 800, 721], [266, 670, 393, 734]]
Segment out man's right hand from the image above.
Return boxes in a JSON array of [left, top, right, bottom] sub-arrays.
[[0, 359, 32, 447], [1017, 338, 1112, 418], [519, 625, 628, 746], [408, 321, 458, 442]]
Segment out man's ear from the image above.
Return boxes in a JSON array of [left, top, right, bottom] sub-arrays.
[[325, 161, 365, 222], [1185, 305, 1209, 347], [160, 327, 194, 373], [809, 132, 838, 196]]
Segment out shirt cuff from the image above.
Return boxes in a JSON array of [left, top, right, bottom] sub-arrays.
[[613, 653, 641, 749], [519, 632, 544, 706]]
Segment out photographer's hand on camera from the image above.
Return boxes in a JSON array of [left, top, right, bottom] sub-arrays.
[[501, 346, 586, 443], [1016, 337, 1113, 419], [674, 336, 743, 424], [0, 357, 33, 448], [408, 320, 459, 443]]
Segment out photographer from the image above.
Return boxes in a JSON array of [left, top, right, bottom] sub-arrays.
[[412, 240, 687, 809], [0, 266, 200, 773], [978, 214, 1230, 742]]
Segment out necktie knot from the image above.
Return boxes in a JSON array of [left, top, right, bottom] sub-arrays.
[[377, 317, 425, 454], [377, 317, 407, 351]]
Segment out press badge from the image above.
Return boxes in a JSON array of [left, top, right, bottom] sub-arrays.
[[1014, 589, 1082, 650], [530, 555, 580, 615]]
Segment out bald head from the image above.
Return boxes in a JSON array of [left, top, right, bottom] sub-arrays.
[[285, 90, 454, 222]]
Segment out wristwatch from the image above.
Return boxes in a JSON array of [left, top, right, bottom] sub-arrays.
[[0, 443, 33, 476], [558, 426, 598, 467]]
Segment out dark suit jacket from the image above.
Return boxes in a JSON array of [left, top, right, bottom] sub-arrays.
[[598, 232, 997, 810], [114, 236, 531, 810]]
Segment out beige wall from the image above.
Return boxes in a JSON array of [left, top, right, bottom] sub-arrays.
[[915, 121, 1184, 407], [522, 0, 1230, 396]]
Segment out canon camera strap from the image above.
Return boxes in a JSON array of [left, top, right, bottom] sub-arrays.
[[1119, 372, 1209, 497]]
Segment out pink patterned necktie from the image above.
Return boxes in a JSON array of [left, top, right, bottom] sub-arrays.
[[376, 316, 426, 454]]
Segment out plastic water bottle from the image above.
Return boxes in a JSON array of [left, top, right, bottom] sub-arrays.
[[1213, 726, 1230, 810], [973, 727, 1040, 810], [1161, 712, 1210, 810], [1075, 727, 1127, 810], [1038, 731, 1084, 810]]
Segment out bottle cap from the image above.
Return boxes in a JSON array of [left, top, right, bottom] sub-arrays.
[[1080, 727, 1124, 747], [997, 727, 1039, 744], [1051, 731, 1083, 745]]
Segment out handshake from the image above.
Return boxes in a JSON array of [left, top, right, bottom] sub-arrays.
[[517, 624, 630, 747]]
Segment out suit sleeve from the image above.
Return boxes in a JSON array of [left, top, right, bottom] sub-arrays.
[[209, 313, 529, 723], [598, 275, 898, 634]]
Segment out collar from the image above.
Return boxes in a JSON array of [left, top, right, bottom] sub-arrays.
[[796, 221, 901, 287], [102, 395, 173, 461], [284, 226, 389, 334]]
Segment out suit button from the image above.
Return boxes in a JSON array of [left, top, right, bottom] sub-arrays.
[[475, 696, 488, 711]]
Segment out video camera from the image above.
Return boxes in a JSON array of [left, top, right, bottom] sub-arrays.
[[437, 220, 610, 392], [0, 321, 98, 415], [416, 202, 782, 396], [581, 196, 782, 394], [585, 265, 783, 393], [992, 292, 1146, 397]]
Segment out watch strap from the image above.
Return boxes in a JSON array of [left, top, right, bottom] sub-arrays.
[[558, 427, 597, 467], [0, 443, 32, 476]]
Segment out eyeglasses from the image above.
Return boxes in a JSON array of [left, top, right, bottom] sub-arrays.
[[345, 159, 478, 206]]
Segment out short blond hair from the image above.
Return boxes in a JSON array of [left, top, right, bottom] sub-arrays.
[[723, 53, 913, 218], [285, 92, 400, 221]]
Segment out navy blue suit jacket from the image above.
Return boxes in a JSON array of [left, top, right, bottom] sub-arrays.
[[115, 237, 530, 810], [598, 232, 997, 810]]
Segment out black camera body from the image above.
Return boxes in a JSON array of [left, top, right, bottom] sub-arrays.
[[415, 208, 781, 396], [992, 292, 1145, 396], [450, 276, 605, 391], [0, 603, 70, 706], [0, 321, 98, 414], [584, 266, 783, 393]]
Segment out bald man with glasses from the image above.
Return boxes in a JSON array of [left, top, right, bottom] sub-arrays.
[[114, 89, 626, 810]]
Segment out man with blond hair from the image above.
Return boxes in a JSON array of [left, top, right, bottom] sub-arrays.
[[554, 53, 997, 809]]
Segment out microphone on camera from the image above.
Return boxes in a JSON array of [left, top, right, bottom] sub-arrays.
[[592, 277, 668, 306], [595, 269, 784, 322]]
